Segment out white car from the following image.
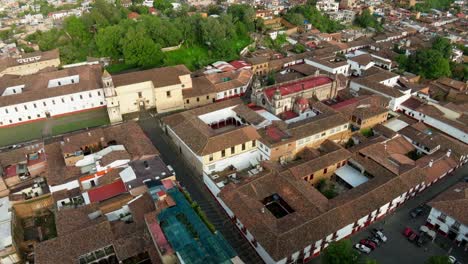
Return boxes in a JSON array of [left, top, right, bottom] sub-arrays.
[[354, 243, 371, 254], [372, 229, 388, 242], [448, 256, 456, 264]]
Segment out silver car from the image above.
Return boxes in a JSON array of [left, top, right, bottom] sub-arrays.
[[354, 243, 372, 254]]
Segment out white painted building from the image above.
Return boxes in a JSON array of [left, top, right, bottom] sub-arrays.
[[163, 99, 262, 176], [0, 65, 106, 127], [305, 57, 350, 76], [399, 98, 468, 144], [316, 0, 339, 12], [426, 182, 467, 246]]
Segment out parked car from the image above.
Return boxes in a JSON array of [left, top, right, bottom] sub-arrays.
[[354, 244, 371, 254], [410, 206, 424, 218], [448, 256, 456, 264], [367, 236, 381, 246], [360, 239, 377, 250], [402, 227, 417, 241], [416, 234, 428, 247], [372, 229, 387, 242]]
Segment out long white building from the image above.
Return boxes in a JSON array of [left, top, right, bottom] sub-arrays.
[[0, 65, 106, 127]]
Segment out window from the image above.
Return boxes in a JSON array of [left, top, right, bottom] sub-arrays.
[[242, 143, 246, 151], [5, 109, 8, 114], [252, 140, 256, 147], [97, 91, 101, 96], [24, 105, 28, 110], [70, 96, 74, 101], [100, 102, 104, 105], [323, 168, 328, 174], [71, 79, 75, 84], [61, 98, 65, 103], [80, 95, 83, 99], [9, 120, 12, 123], [18, 118, 22, 121], [33, 103, 37, 108], [438, 213, 447, 222], [138, 92, 142, 98], [37, 114, 40, 117], [14, 107, 18, 112], [221, 150, 225, 157], [52, 100, 55, 105], [197, 97, 200, 102], [321, 132, 326, 137], [231, 146, 235, 154], [166, 91, 171, 97], [206, 95, 209, 99], [28, 116, 31, 120], [58, 81, 61, 86], [209, 154, 213, 161], [186, 99, 190, 104], [89, 93, 92, 98]]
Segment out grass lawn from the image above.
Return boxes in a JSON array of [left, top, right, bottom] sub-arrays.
[[0, 108, 110, 147], [0, 121, 45, 147], [51, 108, 110, 135]]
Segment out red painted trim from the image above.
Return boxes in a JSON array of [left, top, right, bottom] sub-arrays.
[[0, 105, 106, 128]]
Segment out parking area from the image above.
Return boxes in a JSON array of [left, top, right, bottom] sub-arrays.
[[348, 166, 468, 264]]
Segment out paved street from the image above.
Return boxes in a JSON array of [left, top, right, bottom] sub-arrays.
[[138, 113, 264, 264]]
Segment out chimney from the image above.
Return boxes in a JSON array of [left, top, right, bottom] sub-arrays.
[[429, 159, 433, 168]]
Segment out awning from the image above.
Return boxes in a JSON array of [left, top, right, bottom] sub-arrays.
[[335, 165, 369, 188]]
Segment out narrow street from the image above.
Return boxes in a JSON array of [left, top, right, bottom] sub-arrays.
[[138, 114, 264, 264]]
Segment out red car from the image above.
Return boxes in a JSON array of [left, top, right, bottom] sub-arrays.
[[403, 227, 419, 242], [360, 239, 377, 250]]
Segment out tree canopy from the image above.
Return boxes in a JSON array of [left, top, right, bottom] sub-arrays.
[[284, 4, 344, 33], [322, 240, 360, 264], [27, 0, 255, 70], [396, 36, 454, 80], [354, 9, 383, 31]]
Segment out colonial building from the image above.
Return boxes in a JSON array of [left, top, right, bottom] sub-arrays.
[[426, 182, 467, 247], [161, 98, 262, 176], [107, 65, 192, 121], [0, 49, 60, 77], [251, 74, 346, 115], [0, 64, 105, 128]]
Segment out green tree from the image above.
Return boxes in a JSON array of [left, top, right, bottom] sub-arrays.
[[207, 4, 223, 15], [287, 13, 305, 26], [322, 240, 360, 264], [227, 4, 255, 31], [432, 36, 452, 59], [63, 16, 92, 45], [121, 27, 164, 67], [426, 256, 451, 264], [96, 25, 125, 59], [354, 9, 382, 31], [411, 49, 451, 79]]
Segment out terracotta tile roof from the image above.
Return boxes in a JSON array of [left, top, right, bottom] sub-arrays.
[[349, 54, 373, 65], [232, 104, 266, 126], [0, 49, 59, 70], [433, 77, 467, 91], [87, 179, 127, 203], [263, 75, 333, 100], [428, 182, 468, 226], [35, 221, 115, 264], [162, 98, 260, 156], [287, 144, 351, 179], [182, 76, 216, 98], [45, 122, 158, 186], [220, 160, 425, 261], [111, 65, 190, 88], [0, 64, 103, 107]]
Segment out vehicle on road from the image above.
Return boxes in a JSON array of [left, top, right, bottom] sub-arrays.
[[403, 227, 419, 243], [448, 255, 456, 264], [367, 236, 381, 246], [354, 244, 371, 254], [372, 228, 387, 242], [360, 239, 377, 250], [410, 206, 424, 218]]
